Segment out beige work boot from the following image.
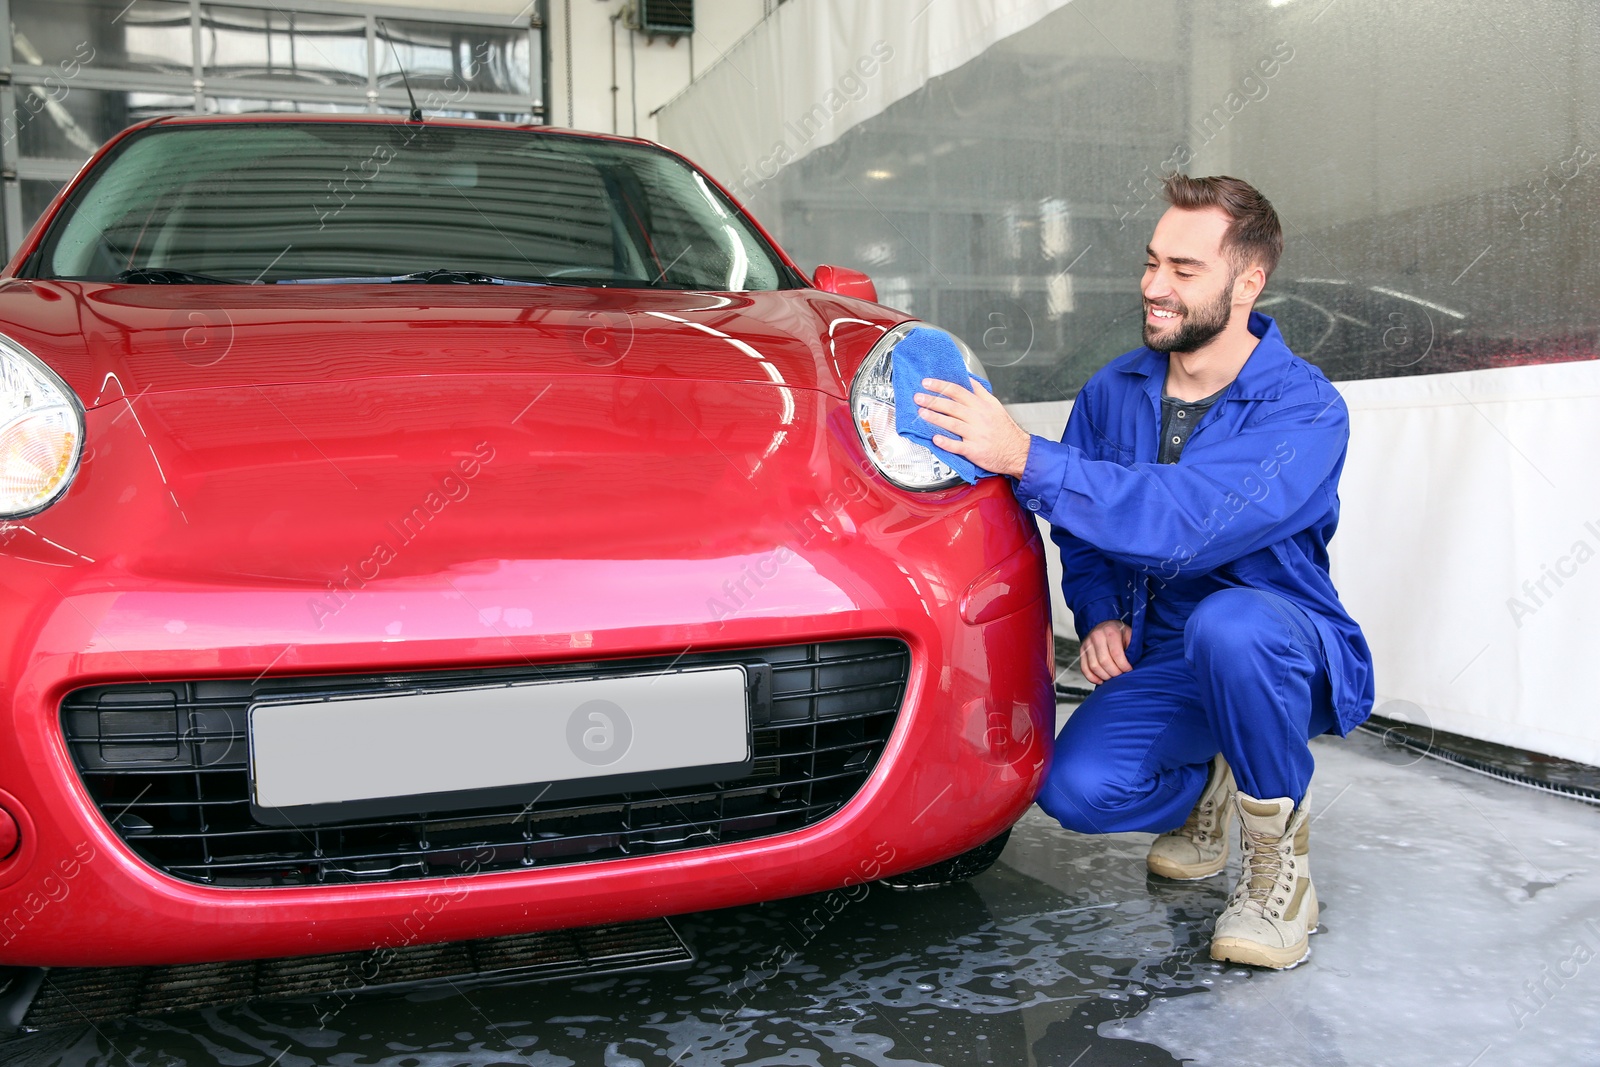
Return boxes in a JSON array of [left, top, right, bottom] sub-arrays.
[[1210, 790, 1318, 969], [1146, 755, 1235, 880]]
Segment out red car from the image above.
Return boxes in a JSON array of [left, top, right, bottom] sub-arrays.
[[0, 115, 1052, 967]]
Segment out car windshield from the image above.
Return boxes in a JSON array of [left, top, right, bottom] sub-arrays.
[[34, 122, 792, 290]]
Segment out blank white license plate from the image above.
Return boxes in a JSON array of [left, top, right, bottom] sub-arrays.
[[248, 667, 748, 811]]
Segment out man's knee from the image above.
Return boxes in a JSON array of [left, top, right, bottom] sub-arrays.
[[1036, 754, 1133, 835], [1184, 588, 1278, 665]]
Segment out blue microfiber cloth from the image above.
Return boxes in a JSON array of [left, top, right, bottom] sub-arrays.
[[891, 326, 997, 484]]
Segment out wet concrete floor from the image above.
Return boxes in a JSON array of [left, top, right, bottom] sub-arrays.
[[5, 711, 1599, 1066]]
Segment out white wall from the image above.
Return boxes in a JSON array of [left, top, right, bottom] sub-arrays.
[[349, 0, 768, 140], [546, 0, 768, 139]]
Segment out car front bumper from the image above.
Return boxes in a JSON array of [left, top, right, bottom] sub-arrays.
[[0, 474, 1052, 966]]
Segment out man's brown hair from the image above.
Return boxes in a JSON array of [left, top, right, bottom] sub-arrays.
[[1161, 174, 1283, 282]]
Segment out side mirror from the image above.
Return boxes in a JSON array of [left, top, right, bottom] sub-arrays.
[[812, 265, 878, 303]]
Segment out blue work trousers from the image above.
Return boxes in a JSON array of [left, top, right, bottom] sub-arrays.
[[1037, 587, 1337, 835]]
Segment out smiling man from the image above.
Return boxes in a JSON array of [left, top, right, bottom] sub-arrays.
[[914, 174, 1374, 970]]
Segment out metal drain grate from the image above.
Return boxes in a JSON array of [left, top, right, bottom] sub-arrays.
[[18, 918, 691, 1031]]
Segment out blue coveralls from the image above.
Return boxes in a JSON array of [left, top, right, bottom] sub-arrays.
[[1014, 312, 1374, 834]]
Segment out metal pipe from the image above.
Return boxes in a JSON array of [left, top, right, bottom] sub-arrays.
[[563, 0, 573, 126], [610, 8, 621, 134]]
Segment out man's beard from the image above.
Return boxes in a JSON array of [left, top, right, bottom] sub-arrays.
[[1143, 282, 1234, 353]]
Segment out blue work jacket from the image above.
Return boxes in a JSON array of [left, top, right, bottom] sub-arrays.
[[1014, 312, 1375, 734]]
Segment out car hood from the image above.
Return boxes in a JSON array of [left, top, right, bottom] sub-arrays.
[[43, 370, 864, 577], [0, 281, 902, 406]]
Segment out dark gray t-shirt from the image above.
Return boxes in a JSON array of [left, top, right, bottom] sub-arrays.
[[1148, 385, 1230, 634], [1157, 387, 1226, 464]]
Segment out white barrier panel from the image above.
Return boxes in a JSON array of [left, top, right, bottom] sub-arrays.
[[1011, 357, 1600, 765], [1334, 360, 1600, 766]]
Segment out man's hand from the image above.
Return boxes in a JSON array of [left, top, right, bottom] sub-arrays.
[[1079, 619, 1133, 685], [913, 378, 1032, 478]]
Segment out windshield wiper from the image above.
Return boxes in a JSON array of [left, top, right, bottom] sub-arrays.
[[391, 269, 544, 285], [275, 269, 552, 286], [273, 270, 645, 287], [112, 267, 239, 285]]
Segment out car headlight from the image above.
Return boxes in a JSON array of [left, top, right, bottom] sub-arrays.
[[850, 322, 989, 491], [0, 333, 84, 518]]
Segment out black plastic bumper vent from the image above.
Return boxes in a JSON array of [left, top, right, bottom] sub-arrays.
[[61, 639, 908, 887]]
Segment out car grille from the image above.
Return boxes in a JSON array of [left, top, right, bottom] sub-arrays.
[[61, 639, 909, 887]]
